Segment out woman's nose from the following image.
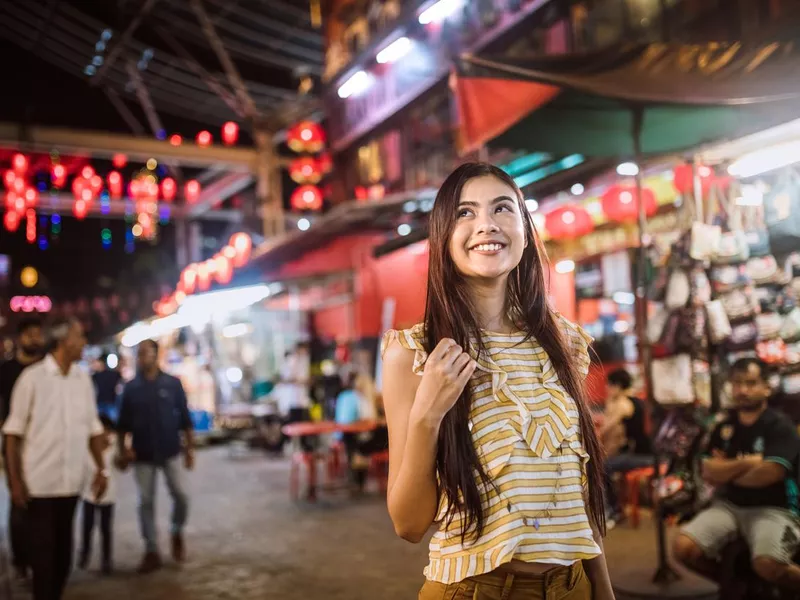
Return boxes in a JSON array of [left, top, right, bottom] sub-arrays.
[[476, 218, 500, 234]]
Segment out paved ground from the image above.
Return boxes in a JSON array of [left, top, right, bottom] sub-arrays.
[[0, 446, 715, 600]]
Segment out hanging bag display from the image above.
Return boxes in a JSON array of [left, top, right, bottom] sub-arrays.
[[665, 270, 691, 310], [726, 320, 758, 352], [744, 230, 771, 258], [764, 168, 800, 256], [712, 231, 750, 265], [756, 312, 783, 340], [689, 222, 721, 261], [652, 354, 694, 404], [720, 289, 756, 321], [780, 308, 800, 343], [746, 255, 780, 286], [706, 299, 732, 343]]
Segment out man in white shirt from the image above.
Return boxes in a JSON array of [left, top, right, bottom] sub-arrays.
[[3, 319, 108, 600]]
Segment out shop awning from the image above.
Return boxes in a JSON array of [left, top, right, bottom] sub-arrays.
[[455, 40, 800, 157]]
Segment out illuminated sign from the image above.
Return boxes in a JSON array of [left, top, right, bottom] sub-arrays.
[[10, 295, 52, 313]]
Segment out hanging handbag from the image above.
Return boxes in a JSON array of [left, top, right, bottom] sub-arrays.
[[726, 321, 758, 351], [764, 168, 800, 256], [665, 269, 691, 309], [780, 308, 800, 343], [657, 309, 695, 356], [720, 289, 756, 320], [712, 231, 750, 265], [690, 222, 721, 261], [706, 299, 732, 344], [692, 268, 712, 303], [744, 230, 771, 258], [757, 338, 786, 364], [652, 354, 694, 404], [710, 264, 748, 293], [648, 304, 670, 345], [756, 312, 783, 340], [746, 255, 780, 285]]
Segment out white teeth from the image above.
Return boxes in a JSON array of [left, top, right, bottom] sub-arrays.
[[472, 243, 502, 252]]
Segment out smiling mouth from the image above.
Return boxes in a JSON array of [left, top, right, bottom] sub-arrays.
[[470, 243, 506, 252]]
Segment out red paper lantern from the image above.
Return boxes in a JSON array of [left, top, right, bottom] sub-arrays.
[[184, 180, 201, 203], [4, 191, 15, 209], [73, 199, 88, 220], [80, 187, 94, 203], [90, 175, 103, 194], [221, 122, 239, 146], [107, 171, 123, 199], [12, 178, 25, 195], [287, 121, 325, 153], [72, 176, 88, 199], [25, 208, 35, 243], [229, 232, 252, 267], [290, 184, 323, 211], [24, 187, 38, 208], [12, 153, 28, 175], [81, 165, 95, 180], [214, 254, 233, 284], [196, 130, 212, 147], [169, 134, 182, 146], [160, 177, 177, 202], [4, 210, 19, 232], [544, 204, 594, 239], [181, 264, 198, 295], [112, 154, 127, 169], [51, 164, 67, 189], [288, 157, 322, 184], [3, 170, 16, 188], [601, 184, 658, 223], [672, 163, 716, 196]]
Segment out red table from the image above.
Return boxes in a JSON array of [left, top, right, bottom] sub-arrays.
[[281, 420, 379, 501]]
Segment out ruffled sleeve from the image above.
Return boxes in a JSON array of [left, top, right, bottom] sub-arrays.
[[380, 323, 428, 376], [557, 313, 593, 378]]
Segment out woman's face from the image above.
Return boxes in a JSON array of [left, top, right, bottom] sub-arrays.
[[448, 175, 526, 280]]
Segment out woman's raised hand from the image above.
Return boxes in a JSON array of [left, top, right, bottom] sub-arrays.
[[411, 338, 476, 425]]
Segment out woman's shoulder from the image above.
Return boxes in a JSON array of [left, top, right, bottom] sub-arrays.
[[380, 323, 428, 375], [552, 312, 593, 376]]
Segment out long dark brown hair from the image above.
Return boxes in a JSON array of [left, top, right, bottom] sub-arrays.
[[424, 162, 606, 541]]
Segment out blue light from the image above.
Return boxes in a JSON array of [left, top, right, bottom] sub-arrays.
[[100, 190, 109, 200], [124, 202, 134, 216], [95, 41, 106, 52], [37, 181, 47, 192], [125, 242, 135, 254], [156, 165, 167, 176], [39, 216, 47, 227], [159, 206, 170, 223], [92, 55, 104, 66], [38, 236, 48, 250], [102, 240, 112, 250], [156, 129, 166, 140], [84, 65, 96, 76], [125, 229, 134, 242], [101, 29, 112, 41], [51, 214, 61, 224], [100, 200, 111, 215]]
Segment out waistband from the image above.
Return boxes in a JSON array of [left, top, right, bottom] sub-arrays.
[[467, 562, 584, 591]]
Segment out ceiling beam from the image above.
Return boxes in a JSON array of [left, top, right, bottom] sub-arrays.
[[155, 26, 245, 119], [33, 194, 242, 222], [92, 0, 161, 85], [104, 88, 147, 135], [188, 0, 258, 119], [0, 122, 259, 171], [187, 171, 254, 218]]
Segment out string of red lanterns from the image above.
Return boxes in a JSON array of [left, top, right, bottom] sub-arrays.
[[155, 232, 253, 317]]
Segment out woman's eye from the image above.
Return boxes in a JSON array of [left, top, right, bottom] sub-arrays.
[[457, 208, 472, 218], [496, 204, 513, 213]]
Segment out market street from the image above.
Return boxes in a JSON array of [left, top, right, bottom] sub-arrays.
[[0, 446, 715, 600]]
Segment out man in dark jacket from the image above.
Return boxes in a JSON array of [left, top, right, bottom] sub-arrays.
[[117, 339, 195, 574], [0, 317, 44, 580]]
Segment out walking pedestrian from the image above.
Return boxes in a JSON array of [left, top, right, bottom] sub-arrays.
[[2, 319, 108, 600], [78, 415, 118, 575], [117, 339, 195, 574], [0, 317, 44, 581]]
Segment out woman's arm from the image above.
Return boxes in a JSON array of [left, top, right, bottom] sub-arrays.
[[584, 526, 616, 600], [382, 339, 439, 543]]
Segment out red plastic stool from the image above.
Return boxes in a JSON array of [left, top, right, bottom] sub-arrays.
[[326, 441, 347, 482], [624, 463, 668, 528], [369, 450, 390, 494]]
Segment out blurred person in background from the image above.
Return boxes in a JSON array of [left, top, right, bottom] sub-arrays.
[[117, 339, 194, 574], [600, 368, 653, 527], [0, 317, 45, 581], [3, 319, 108, 600], [78, 415, 118, 575], [382, 163, 613, 600], [281, 342, 316, 451], [92, 353, 122, 422], [335, 372, 388, 493]]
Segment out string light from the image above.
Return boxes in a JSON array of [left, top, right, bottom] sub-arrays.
[[101, 227, 112, 249]]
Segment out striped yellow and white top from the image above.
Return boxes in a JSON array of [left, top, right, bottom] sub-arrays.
[[382, 314, 601, 584]]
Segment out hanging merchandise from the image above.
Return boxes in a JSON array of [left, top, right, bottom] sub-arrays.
[[689, 222, 721, 260], [706, 299, 732, 344], [652, 354, 694, 404], [745, 255, 780, 285], [712, 231, 749, 264], [763, 168, 800, 256]]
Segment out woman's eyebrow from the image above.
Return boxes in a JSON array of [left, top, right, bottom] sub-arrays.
[[458, 196, 515, 207]]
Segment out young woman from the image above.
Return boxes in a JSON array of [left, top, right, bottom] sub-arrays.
[[382, 163, 614, 599]]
